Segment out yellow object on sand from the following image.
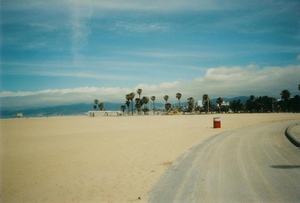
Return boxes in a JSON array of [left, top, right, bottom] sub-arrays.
[[167, 110, 180, 115]]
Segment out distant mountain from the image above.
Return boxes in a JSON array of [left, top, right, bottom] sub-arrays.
[[0, 102, 165, 118], [1, 103, 89, 118], [0, 103, 118, 119], [0, 96, 251, 118]]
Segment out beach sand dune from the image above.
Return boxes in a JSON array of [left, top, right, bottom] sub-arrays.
[[1, 113, 299, 202]]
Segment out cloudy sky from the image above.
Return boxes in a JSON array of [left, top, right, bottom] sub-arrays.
[[1, 0, 300, 109]]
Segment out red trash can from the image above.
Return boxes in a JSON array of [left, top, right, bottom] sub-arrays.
[[213, 117, 221, 128]]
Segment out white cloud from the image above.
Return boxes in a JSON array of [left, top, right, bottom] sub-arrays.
[[69, 3, 93, 63], [0, 86, 132, 109], [0, 87, 99, 97], [191, 65, 300, 98], [1, 65, 299, 109]]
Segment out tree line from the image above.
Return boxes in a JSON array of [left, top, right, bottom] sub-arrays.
[[208, 89, 299, 113], [199, 90, 299, 113], [93, 88, 300, 114]]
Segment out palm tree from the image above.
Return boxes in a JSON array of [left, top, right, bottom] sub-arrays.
[[230, 99, 243, 113], [202, 94, 210, 113], [164, 95, 169, 103], [126, 94, 131, 101], [281, 89, 291, 101], [246, 95, 255, 113], [292, 95, 300, 112], [216, 97, 223, 112], [135, 98, 143, 114], [176, 93, 182, 110], [98, 103, 104, 111], [151, 96, 156, 111], [129, 92, 135, 115], [142, 96, 149, 108], [187, 97, 194, 112], [141, 96, 149, 114], [125, 101, 130, 114], [94, 99, 98, 110], [129, 92, 135, 100], [126, 94, 131, 114], [120, 105, 126, 114], [165, 103, 172, 111], [216, 97, 223, 107], [280, 89, 291, 112], [137, 88, 142, 99]]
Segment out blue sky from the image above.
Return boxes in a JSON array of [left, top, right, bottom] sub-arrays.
[[1, 0, 300, 109]]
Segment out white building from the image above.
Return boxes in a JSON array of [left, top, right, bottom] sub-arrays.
[[88, 111, 123, 117], [15, 113, 23, 118], [221, 101, 230, 106], [197, 100, 203, 107]]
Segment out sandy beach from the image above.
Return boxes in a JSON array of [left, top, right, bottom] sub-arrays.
[[1, 113, 299, 203]]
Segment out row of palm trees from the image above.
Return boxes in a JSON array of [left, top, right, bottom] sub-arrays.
[[119, 89, 215, 115], [123, 90, 152, 115]]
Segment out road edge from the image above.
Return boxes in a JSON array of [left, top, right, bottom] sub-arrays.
[[285, 123, 300, 147]]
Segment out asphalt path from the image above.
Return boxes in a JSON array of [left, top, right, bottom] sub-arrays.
[[148, 120, 300, 203]]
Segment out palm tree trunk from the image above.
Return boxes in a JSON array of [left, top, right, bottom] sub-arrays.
[[131, 102, 134, 115]]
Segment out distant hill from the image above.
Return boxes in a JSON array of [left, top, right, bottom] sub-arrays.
[[0, 103, 120, 119], [0, 96, 250, 118], [0, 102, 165, 118], [1, 103, 89, 118]]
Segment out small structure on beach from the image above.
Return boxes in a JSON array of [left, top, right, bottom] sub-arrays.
[[14, 113, 23, 118], [163, 109, 181, 115], [88, 111, 123, 117]]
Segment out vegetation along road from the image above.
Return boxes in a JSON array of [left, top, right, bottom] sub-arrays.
[[148, 120, 300, 203]]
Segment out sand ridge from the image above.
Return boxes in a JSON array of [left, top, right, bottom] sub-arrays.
[[1, 113, 299, 202]]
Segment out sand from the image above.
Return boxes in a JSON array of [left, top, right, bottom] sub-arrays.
[[1, 113, 299, 203]]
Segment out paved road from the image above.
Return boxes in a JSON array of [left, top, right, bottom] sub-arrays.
[[149, 120, 300, 203]]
